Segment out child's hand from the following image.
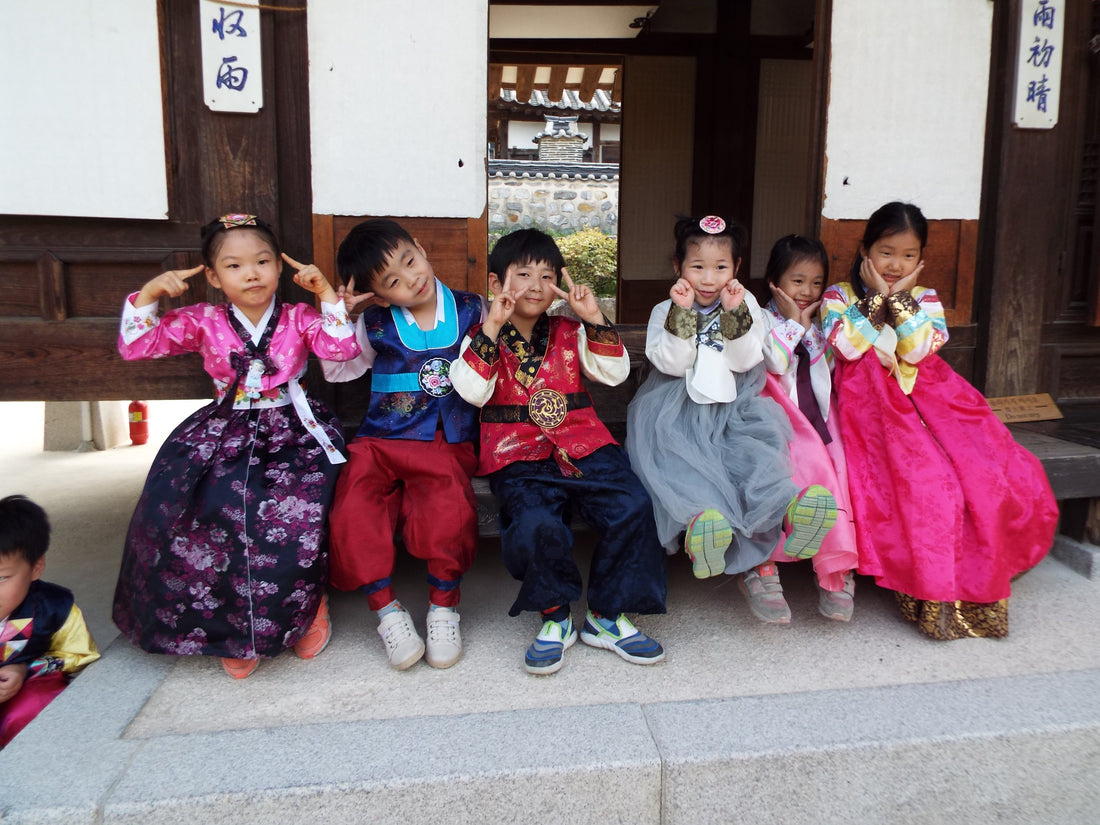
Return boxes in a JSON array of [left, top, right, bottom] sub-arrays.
[[550, 269, 603, 326], [282, 253, 338, 304], [134, 264, 205, 308], [482, 271, 528, 339], [337, 276, 377, 314], [859, 256, 890, 296], [670, 278, 695, 309], [770, 283, 821, 330], [0, 663, 27, 703], [721, 278, 746, 312], [889, 261, 924, 295]]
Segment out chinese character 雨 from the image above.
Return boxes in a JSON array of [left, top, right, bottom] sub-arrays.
[[212, 8, 247, 40], [1033, 0, 1056, 30], [216, 56, 248, 91]]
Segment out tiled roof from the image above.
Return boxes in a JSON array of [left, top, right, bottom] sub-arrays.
[[488, 159, 620, 180], [499, 89, 620, 113]]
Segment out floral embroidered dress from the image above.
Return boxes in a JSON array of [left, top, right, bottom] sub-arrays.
[[112, 294, 359, 658], [821, 282, 1058, 638], [626, 294, 796, 574], [760, 300, 858, 591]]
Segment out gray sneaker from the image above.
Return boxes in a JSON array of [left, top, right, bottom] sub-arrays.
[[738, 563, 791, 624], [817, 571, 855, 622]]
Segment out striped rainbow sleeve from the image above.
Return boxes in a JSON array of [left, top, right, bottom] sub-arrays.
[[894, 287, 948, 364], [821, 283, 877, 362]]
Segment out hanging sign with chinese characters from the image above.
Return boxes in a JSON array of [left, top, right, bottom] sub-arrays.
[[199, 0, 263, 113], [1012, 0, 1063, 128]]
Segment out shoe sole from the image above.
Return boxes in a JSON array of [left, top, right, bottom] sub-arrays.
[[221, 659, 259, 679], [524, 630, 576, 676], [783, 486, 837, 560], [818, 598, 854, 622], [579, 629, 666, 665], [736, 577, 791, 624], [390, 641, 425, 671], [426, 646, 462, 669], [685, 509, 732, 578]]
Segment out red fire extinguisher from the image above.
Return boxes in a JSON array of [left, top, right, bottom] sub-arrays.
[[128, 400, 149, 445]]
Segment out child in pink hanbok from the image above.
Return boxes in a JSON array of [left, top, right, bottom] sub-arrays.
[[821, 201, 1058, 639], [761, 235, 859, 622], [113, 214, 361, 677]]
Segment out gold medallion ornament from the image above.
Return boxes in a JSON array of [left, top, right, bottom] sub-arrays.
[[527, 388, 568, 429]]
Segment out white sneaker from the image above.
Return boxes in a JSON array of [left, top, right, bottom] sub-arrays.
[[377, 609, 424, 670], [425, 607, 463, 669]]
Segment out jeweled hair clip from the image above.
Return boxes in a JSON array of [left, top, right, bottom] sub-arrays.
[[218, 213, 259, 229], [699, 215, 726, 234]]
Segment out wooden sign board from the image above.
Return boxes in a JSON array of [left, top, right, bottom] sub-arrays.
[[986, 393, 1063, 423]]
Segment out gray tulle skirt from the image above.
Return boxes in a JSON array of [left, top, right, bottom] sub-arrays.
[[625, 363, 796, 574]]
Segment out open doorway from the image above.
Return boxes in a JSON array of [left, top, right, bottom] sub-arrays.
[[487, 59, 624, 319]]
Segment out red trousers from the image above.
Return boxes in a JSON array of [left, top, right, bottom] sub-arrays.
[[329, 432, 479, 609], [0, 672, 67, 749]]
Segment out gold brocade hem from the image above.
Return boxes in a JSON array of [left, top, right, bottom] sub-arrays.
[[583, 317, 621, 346], [895, 593, 1009, 640], [468, 330, 499, 364], [664, 303, 697, 339], [886, 291, 920, 327], [856, 292, 887, 331], [720, 302, 753, 340]]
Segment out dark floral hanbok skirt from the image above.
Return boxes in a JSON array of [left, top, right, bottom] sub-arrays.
[[113, 398, 344, 659]]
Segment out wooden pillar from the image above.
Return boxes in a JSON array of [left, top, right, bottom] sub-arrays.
[[976, 0, 1076, 396]]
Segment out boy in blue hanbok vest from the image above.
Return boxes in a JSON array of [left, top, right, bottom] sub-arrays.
[[323, 220, 485, 671]]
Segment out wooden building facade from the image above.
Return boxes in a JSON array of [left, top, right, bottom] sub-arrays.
[[1, 0, 1097, 408]]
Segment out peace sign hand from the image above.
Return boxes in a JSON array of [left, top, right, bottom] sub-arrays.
[[336, 275, 377, 314], [482, 271, 529, 339], [550, 269, 603, 325], [135, 264, 205, 307], [282, 253, 338, 304]]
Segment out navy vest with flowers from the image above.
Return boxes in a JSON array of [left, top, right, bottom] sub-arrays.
[[355, 283, 482, 444]]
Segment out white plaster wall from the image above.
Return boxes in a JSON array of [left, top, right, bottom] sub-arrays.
[[309, 1, 487, 218], [0, 0, 167, 220], [823, 0, 993, 220]]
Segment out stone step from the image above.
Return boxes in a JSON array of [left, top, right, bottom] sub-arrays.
[[3, 648, 1097, 824]]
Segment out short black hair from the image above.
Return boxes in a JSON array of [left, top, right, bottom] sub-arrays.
[[0, 495, 50, 566], [764, 234, 829, 286], [199, 215, 280, 267], [489, 229, 565, 283], [336, 219, 417, 289], [673, 215, 749, 266]]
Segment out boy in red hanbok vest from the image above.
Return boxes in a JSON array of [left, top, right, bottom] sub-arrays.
[[451, 229, 667, 675]]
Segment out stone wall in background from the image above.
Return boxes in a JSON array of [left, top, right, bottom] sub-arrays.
[[488, 161, 619, 237]]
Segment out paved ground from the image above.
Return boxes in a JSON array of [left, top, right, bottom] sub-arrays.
[[1, 400, 1098, 823]]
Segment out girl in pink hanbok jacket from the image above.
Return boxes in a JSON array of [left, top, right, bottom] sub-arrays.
[[821, 201, 1058, 639], [112, 215, 360, 678], [760, 235, 859, 622]]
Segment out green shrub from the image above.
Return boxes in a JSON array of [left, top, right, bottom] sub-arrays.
[[554, 229, 618, 298], [487, 228, 618, 298]]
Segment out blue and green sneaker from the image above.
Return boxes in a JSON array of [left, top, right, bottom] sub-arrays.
[[524, 617, 577, 675], [579, 611, 665, 665]]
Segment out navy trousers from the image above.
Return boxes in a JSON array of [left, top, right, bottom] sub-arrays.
[[489, 445, 668, 618]]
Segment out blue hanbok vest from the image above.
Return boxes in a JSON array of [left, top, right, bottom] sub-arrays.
[[356, 283, 482, 443]]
